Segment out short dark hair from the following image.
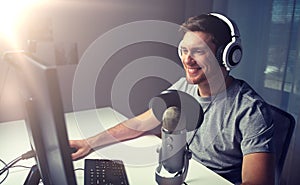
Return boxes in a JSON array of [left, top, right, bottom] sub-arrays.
[[180, 14, 232, 50]]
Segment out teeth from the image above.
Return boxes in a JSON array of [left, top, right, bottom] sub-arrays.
[[188, 68, 199, 73]]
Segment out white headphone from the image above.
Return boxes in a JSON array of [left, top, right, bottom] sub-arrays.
[[178, 13, 242, 71]]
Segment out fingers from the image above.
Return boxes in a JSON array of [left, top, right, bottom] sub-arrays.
[[69, 140, 91, 160], [71, 149, 85, 160]]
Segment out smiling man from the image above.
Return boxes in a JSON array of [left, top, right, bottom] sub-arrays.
[[179, 30, 228, 96], [70, 13, 275, 185]]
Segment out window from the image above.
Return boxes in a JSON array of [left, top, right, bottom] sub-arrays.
[[263, 0, 300, 113]]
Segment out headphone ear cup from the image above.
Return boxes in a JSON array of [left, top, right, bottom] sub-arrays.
[[178, 41, 183, 60], [216, 46, 225, 66], [224, 42, 242, 70]]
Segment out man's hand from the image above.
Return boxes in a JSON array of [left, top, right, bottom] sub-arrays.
[[69, 139, 92, 160]]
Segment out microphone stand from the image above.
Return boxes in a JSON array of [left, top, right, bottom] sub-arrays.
[[155, 144, 192, 185]]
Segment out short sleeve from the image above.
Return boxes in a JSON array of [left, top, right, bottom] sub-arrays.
[[239, 101, 274, 156]]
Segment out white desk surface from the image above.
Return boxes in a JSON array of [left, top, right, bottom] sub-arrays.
[[0, 107, 233, 185]]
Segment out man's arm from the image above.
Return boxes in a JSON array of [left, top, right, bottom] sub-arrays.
[[241, 152, 275, 185], [70, 109, 160, 160]]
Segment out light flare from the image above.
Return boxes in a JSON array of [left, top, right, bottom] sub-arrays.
[[0, 0, 42, 47]]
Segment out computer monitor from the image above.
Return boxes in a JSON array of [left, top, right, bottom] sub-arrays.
[[6, 53, 77, 185]]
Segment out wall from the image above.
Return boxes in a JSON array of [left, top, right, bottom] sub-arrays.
[[0, 0, 214, 122]]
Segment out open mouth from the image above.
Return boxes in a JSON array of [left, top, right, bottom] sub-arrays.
[[187, 67, 202, 74]]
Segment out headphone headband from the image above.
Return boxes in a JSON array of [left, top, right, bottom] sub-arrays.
[[208, 13, 240, 38]]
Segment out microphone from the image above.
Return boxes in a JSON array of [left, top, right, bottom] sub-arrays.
[[150, 90, 203, 185], [161, 106, 186, 174]]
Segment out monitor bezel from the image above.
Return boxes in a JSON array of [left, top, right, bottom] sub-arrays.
[[8, 53, 77, 185]]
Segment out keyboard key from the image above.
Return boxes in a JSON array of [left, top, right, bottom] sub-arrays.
[[84, 159, 129, 185]]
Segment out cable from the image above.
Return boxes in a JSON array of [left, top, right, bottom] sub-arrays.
[[0, 150, 36, 175], [0, 164, 33, 183], [0, 159, 8, 184], [187, 74, 229, 148], [10, 165, 32, 170], [0, 156, 21, 176], [74, 168, 84, 171], [0, 150, 35, 184], [21, 150, 36, 160]]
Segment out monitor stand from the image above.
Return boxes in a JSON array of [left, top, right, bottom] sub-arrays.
[[24, 165, 41, 185]]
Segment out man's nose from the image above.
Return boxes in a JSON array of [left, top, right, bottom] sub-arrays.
[[183, 54, 196, 65]]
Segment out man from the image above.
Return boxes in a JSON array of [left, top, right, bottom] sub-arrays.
[[70, 13, 275, 185]]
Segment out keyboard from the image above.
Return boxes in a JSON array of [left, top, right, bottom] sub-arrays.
[[84, 159, 129, 185]]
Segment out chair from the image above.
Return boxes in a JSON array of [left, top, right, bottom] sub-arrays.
[[269, 104, 295, 185]]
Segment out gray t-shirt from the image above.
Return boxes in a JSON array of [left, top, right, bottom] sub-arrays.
[[168, 77, 274, 184]]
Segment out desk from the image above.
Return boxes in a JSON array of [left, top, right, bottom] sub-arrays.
[[0, 107, 233, 185]]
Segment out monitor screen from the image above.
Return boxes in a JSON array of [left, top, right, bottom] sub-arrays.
[[7, 53, 77, 185]]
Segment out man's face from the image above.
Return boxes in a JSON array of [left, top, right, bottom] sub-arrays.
[[179, 31, 220, 84]]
